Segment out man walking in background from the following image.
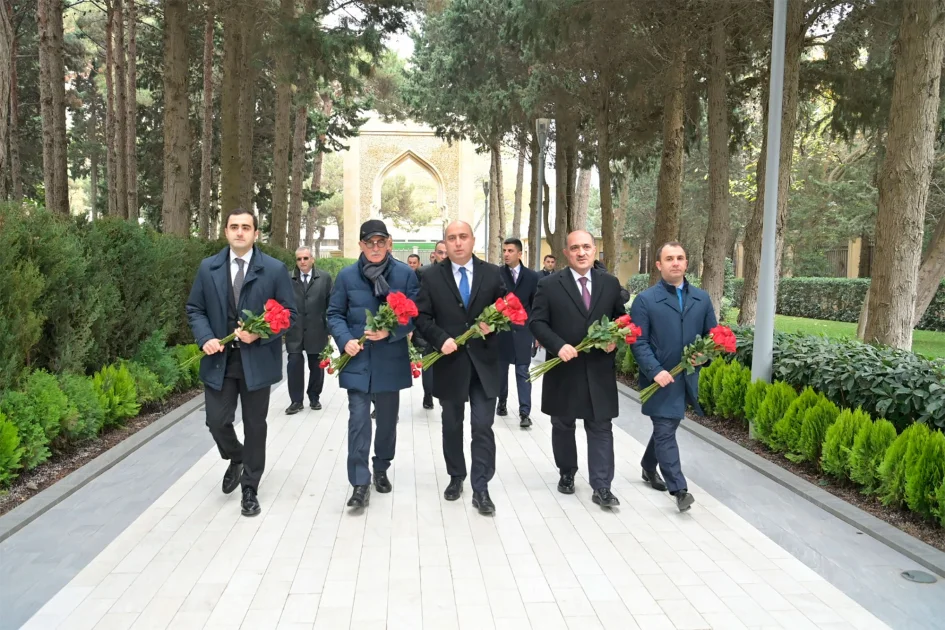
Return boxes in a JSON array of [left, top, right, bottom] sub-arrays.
[[540, 254, 556, 277], [285, 246, 332, 414], [497, 237, 539, 428]]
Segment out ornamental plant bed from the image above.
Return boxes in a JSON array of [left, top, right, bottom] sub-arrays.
[[0, 387, 202, 518], [616, 374, 945, 553]]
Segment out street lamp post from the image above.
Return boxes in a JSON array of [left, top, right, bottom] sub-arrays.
[[482, 180, 490, 262], [534, 118, 551, 270]]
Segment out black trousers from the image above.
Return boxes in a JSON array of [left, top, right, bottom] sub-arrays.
[[204, 349, 271, 491], [287, 352, 324, 405], [440, 370, 496, 492], [551, 415, 615, 491], [421, 364, 433, 400]]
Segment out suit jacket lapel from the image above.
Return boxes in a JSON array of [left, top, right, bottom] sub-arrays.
[[440, 259, 465, 308], [588, 268, 604, 315], [210, 249, 231, 316], [559, 270, 588, 317], [468, 256, 485, 306], [682, 287, 699, 318]]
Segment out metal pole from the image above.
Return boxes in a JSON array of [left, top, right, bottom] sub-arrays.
[[751, 0, 787, 390], [483, 181, 490, 262]]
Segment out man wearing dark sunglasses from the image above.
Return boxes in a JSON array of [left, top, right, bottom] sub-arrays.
[[284, 247, 332, 414]]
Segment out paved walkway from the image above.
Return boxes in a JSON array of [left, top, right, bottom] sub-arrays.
[[3, 363, 941, 629]]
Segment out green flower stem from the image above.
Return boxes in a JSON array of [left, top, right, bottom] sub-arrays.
[[527, 339, 591, 382], [638, 363, 686, 403], [332, 335, 368, 373], [421, 327, 477, 370]]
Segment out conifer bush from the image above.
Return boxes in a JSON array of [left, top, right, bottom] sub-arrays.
[[905, 430, 945, 520], [124, 361, 171, 405], [821, 408, 872, 479], [57, 373, 106, 442], [753, 382, 797, 442], [173, 344, 203, 390], [847, 419, 897, 493], [698, 360, 724, 415], [0, 412, 23, 486], [743, 379, 769, 423], [878, 423, 931, 508], [716, 363, 752, 421], [789, 397, 840, 464], [133, 331, 181, 391], [93, 363, 140, 428], [770, 387, 820, 452], [711, 361, 726, 410]]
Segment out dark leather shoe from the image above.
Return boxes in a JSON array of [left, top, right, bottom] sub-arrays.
[[222, 462, 242, 494], [676, 491, 695, 512], [592, 488, 620, 508], [374, 471, 392, 493], [642, 468, 667, 492], [310, 401, 322, 410], [347, 485, 370, 508], [423, 396, 434, 410], [285, 402, 304, 415], [557, 472, 575, 494], [519, 414, 532, 428], [371, 408, 376, 419], [241, 487, 261, 517], [472, 490, 495, 515], [496, 402, 508, 416], [444, 477, 463, 501]]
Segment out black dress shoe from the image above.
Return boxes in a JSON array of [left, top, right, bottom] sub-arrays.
[[241, 487, 261, 517], [371, 408, 376, 419], [676, 491, 695, 512], [444, 477, 463, 501], [422, 396, 434, 410], [310, 401, 322, 410], [285, 402, 304, 415], [472, 490, 495, 515], [496, 402, 508, 416], [222, 462, 242, 494], [347, 485, 370, 508], [374, 471, 392, 493], [557, 472, 575, 494], [519, 414, 532, 428], [642, 468, 667, 492], [592, 488, 620, 508]]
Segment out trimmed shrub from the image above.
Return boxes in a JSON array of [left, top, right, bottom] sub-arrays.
[[743, 379, 769, 422], [770, 387, 821, 452], [0, 370, 76, 468], [716, 363, 751, 422], [133, 331, 180, 391], [93, 363, 140, 428], [878, 423, 931, 508], [848, 419, 897, 493], [698, 360, 724, 415], [315, 257, 358, 279], [821, 408, 872, 479], [905, 430, 945, 520], [0, 392, 49, 469], [753, 382, 797, 442], [173, 344, 203, 390], [124, 361, 171, 405], [790, 397, 841, 463], [0, 412, 24, 486], [711, 361, 726, 410], [58, 373, 106, 442], [619, 342, 637, 378]]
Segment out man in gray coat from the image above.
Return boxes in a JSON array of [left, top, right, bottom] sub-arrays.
[[285, 246, 332, 414]]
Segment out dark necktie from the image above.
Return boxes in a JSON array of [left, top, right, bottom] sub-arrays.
[[579, 276, 590, 310], [234, 258, 245, 305], [303, 273, 309, 286], [459, 267, 470, 308]]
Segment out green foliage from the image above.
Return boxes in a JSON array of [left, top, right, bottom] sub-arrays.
[[0, 391, 49, 470], [743, 379, 770, 422], [711, 362, 726, 410], [173, 344, 203, 390], [770, 387, 821, 452], [905, 430, 945, 520], [92, 364, 140, 428], [57, 373, 106, 442], [753, 382, 797, 443], [0, 370, 77, 469], [617, 342, 637, 378], [123, 362, 171, 405], [821, 408, 872, 479], [133, 331, 180, 391], [314, 257, 357, 279], [790, 397, 841, 464], [698, 360, 724, 415], [716, 363, 752, 422], [878, 423, 931, 508], [0, 412, 24, 486], [848, 418, 897, 492]]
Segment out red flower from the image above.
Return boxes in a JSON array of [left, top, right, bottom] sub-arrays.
[[628, 323, 642, 338], [505, 294, 523, 312], [386, 291, 419, 326], [327, 366, 334, 375], [412, 369, 421, 378], [709, 325, 737, 353], [494, 297, 507, 313], [319, 359, 330, 369], [625, 334, 638, 344], [264, 303, 291, 334], [616, 314, 632, 328], [265, 299, 283, 314]]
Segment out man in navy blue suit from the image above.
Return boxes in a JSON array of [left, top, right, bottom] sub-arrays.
[[630, 241, 717, 512], [497, 238, 539, 428]]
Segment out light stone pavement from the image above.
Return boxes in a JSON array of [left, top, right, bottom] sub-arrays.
[[18, 372, 895, 630]]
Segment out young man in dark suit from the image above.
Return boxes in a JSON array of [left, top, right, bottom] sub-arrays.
[[497, 237, 539, 428], [186, 209, 297, 517], [530, 230, 625, 508], [415, 221, 507, 515]]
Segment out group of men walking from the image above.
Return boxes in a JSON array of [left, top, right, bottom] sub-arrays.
[[186, 208, 717, 519]]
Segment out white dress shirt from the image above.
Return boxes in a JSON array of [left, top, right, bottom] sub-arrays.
[[570, 267, 592, 295], [451, 259, 474, 290], [230, 249, 253, 287]]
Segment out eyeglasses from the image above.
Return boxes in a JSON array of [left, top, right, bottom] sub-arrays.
[[296, 256, 311, 261], [362, 240, 387, 250]]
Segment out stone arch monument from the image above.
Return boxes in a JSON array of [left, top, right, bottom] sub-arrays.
[[342, 113, 477, 257]]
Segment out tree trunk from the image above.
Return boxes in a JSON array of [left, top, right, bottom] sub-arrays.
[[105, 2, 117, 216], [552, 111, 578, 266], [0, 0, 10, 199], [494, 143, 506, 242], [306, 91, 333, 248], [125, 0, 137, 219], [288, 104, 307, 250], [238, 12, 258, 212], [649, 38, 687, 285], [574, 167, 591, 232], [113, 0, 128, 219], [161, 0, 191, 236], [270, 0, 294, 248], [738, 0, 804, 324], [702, 15, 730, 322], [512, 146, 525, 239], [220, 0, 242, 222], [527, 128, 540, 267], [598, 113, 618, 272], [857, 231, 871, 277], [7, 2, 21, 201], [198, 0, 215, 239], [865, 0, 945, 348], [88, 83, 99, 216], [488, 146, 502, 262], [37, 0, 69, 215], [913, 213, 945, 327]]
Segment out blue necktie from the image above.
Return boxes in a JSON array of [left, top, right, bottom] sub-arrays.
[[677, 286, 684, 312], [459, 267, 470, 308]]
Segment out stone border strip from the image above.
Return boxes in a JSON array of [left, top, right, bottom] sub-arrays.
[[617, 382, 945, 579], [0, 393, 205, 544]]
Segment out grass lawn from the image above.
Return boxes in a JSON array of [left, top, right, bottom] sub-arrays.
[[725, 310, 945, 359]]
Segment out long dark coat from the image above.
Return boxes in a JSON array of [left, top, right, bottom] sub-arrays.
[[498, 264, 539, 365], [629, 279, 718, 419], [529, 268, 626, 420], [415, 257, 508, 401], [284, 267, 332, 355]]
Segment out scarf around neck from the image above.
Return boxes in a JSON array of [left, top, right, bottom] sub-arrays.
[[360, 253, 391, 297]]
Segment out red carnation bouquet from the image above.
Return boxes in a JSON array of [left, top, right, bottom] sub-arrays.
[[421, 293, 528, 370], [408, 339, 423, 379], [317, 344, 335, 374], [527, 313, 642, 382], [329, 291, 419, 374], [182, 299, 291, 369], [638, 325, 737, 403]]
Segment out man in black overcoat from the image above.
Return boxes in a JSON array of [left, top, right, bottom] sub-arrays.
[[284, 246, 332, 414], [497, 237, 539, 428]]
